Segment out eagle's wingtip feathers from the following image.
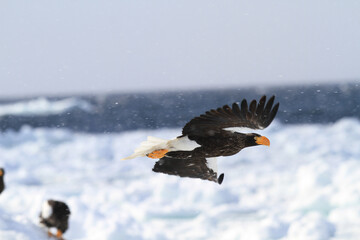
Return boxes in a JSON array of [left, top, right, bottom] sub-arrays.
[[218, 173, 224, 185]]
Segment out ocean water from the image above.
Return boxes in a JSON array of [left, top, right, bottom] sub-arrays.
[[0, 83, 360, 240], [0, 82, 359, 133]]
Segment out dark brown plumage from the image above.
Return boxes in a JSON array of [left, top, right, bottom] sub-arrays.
[[182, 95, 279, 138], [153, 156, 224, 184]]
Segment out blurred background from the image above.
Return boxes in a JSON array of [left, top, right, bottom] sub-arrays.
[[1, 0, 360, 97], [0, 1, 360, 240]]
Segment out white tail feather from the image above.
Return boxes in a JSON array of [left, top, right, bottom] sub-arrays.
[[122, 136, 170, 160]]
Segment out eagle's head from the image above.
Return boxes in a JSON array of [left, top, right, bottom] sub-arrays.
[[245, 133, 270, 147]]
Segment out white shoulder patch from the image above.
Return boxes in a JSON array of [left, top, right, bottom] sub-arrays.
[[41, 200, 53, 219], [168, 136, 201, 151], [223, 127, 262, 133], [205, 157, 218, 173]]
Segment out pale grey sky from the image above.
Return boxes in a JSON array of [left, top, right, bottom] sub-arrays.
[[1, 0, 360, 97]]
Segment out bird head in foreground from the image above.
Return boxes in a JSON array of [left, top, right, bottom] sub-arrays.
[[245, 133, 270, 148], [0, 168, 5, 194]]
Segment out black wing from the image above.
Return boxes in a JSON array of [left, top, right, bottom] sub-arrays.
[[182, 95, 279, 138], [152, 156, 224, 184]]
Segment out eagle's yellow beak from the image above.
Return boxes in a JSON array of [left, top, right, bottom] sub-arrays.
[[255, 136, 270, 146]]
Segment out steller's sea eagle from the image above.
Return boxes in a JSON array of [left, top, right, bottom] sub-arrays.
[[123, 95, 279, 184], [40, 199, 71, 240]]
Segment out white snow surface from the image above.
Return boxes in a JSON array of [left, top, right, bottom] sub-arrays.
[[0, 98, 93, 117], [1, 118, 360, 239]]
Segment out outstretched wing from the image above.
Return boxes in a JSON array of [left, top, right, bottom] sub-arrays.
[[152, 156, 224, 184], [182, 95, 279, 138]]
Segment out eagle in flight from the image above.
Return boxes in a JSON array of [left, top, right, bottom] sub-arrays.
[[123, 95, 279, 184]]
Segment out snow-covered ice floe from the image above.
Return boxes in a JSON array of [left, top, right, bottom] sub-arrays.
[[1, 118, 360, 239], [0, 98, 93, 117]]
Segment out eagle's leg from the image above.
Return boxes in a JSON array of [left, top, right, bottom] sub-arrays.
[[147, 149, 169, 159], [56, 229, 64, 240]]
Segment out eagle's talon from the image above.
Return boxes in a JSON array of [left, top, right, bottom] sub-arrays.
[[56, 229, 64, 240], [147, 149, 169, 159]]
